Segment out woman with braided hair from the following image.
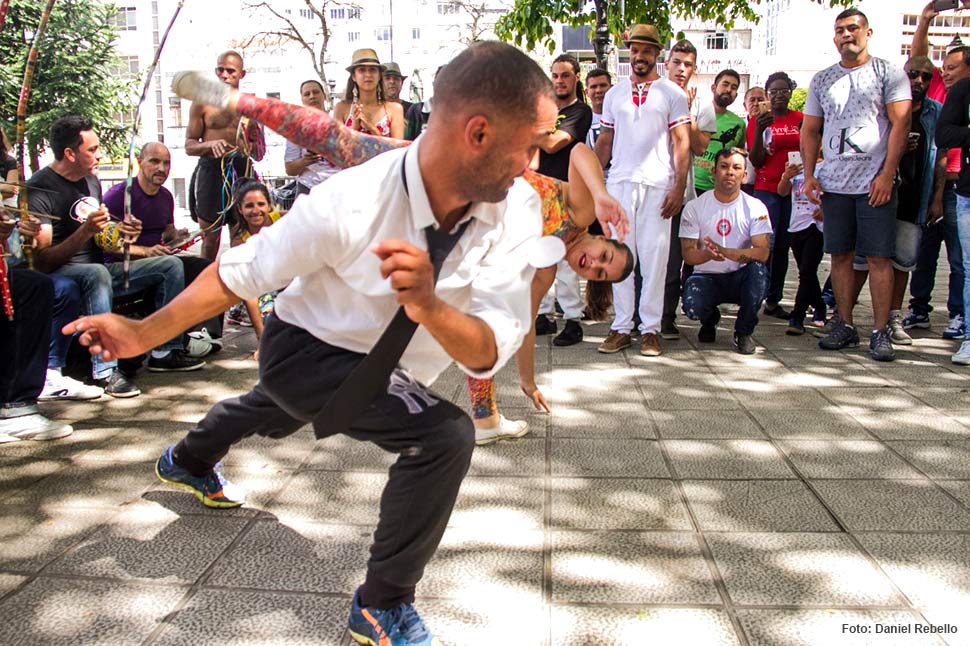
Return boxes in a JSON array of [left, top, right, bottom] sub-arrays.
[[171, 70, 633, 444]]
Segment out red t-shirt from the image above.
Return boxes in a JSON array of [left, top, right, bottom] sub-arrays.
[[746, 110, 803, 193], [928, 67, 947, 104]]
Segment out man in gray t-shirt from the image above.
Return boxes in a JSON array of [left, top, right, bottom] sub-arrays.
[[802, 7, 911, 362]]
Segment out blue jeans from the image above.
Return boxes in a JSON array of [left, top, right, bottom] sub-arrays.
[[682, 262, 769, 335], [52, 256, 186, 378], [957, 194, 970, 338], [754, 190, 791, 305], [48, 273, 80, 370], [910, 184, 963, 317]]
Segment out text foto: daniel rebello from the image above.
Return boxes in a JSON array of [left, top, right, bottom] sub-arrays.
[[842, 623, 957, 634]]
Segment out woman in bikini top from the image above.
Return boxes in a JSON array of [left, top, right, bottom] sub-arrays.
[[332, 48, 404, 139]]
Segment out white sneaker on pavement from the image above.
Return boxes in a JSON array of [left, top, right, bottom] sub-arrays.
[[185, 328, 215, 359], [944, 314, 966, 339], [0, 406, 73, 442], [475, 415, 530, 446], [952, 340, 970, 365], [39, 370, 104, 401], [888, 310, 913, 345]]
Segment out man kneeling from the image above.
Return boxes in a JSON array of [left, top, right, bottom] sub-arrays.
[[680, 148, 771, 354]]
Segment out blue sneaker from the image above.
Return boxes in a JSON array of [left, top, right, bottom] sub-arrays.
[[901, 311, 930, 330], [154, 445, 244, 508], [943, 314, 965, 339], [348, 588, 439, 646]]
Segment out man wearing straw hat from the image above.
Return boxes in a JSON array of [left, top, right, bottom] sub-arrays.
[[593, 24, 691, 357]]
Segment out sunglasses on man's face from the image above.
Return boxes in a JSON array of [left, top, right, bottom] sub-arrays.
[[907, 69, 933, 82]]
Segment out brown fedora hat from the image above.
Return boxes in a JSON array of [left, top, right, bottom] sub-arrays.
[[623, 24, 663, 49], [346, 48, 386, 72], [383, 62, 407, 78]]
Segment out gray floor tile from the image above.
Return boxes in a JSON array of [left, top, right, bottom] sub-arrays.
[[634, 368, 726, 387], [550, 478, 691, 530], [550, 438, 668, 477], [749, 409, 873, 440], [642, 385, 741, 410], [857, 533, 970, 609], [0, 457, 69, 500], [0, 506, 119, 572], [778, 441, 926, 479], [663, 440, 796, 479], [551, 531, 719, 604], [2, 462, 158, 509], [937, 480, 970, 510], [769, 363, 893, 389], [826, 389, 931, 410], [0, 573, 26, 597], [449, 476, 545, 531], [736, 388, 835, 410], [145, 465, 295, 517], [848, 408, 970, 441], [551, 404, 655, 438], [0, 577, 186, 646], [153, 589, 350, 646], [682, 480, 839, 532], [45, 508, 247, 584], [706, 532, 901, 606], [414, 598, 549, 646], [736, 609, 943, 646], [304, 434, 404, 472], [651, 410, 766, 439], [812, 480, 970, 531], [886, 441, 970, 479], [468, 437, 545, 475], [268, 471, 385, 526], [551, 606, 740, 646], [421, 527, 543, 600], [206, 520, 369, 593], [905, 387, 970, 409]]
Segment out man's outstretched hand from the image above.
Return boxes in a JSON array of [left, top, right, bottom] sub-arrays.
[[62, 314, 149, 361]]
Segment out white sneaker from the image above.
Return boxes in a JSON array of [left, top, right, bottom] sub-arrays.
[[952, 340, 970, 365], [944, 314, 965, 339], [0, 407, 73, 442], [475, 415, 529, 446], [39, 370, 104, 401], [185, 328, 216, 359], [888, 310, 913, 345]]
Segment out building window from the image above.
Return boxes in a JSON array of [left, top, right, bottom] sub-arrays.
[[329, 8, 344, 19], [114, 107, 137, 128], [110, 6, 136, 30], [299, 8, 314, 19], [412, 27, 421, 39], [348, 8, 361, 19], [112, 56, 139, 79], [901, 44, 913, 58], [168, 96, 182, 128], [705, 32, 728, 50], [932, 44, 949, 62], [437, 2, 459, 15], [348, 31, 360, 43], [375, 26, 391, 41], [266, 92, 280, 100]]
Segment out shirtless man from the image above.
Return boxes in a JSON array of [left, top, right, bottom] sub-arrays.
[[186, 50, 264, 261]]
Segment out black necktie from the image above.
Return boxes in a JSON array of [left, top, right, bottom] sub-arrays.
[[312, 156, 471, 438]]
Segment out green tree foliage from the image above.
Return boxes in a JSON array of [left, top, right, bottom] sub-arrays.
[[0, 0, 136, 170], [495, 0, 855, 67], [788, 87, 808, 112]]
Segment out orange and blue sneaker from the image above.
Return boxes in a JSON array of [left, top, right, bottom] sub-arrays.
[[348, 587, 440, 646], [154, 445, 244, 508]]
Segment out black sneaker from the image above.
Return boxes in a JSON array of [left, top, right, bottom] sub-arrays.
[[535, 314, 557, 336], [764, 303, 790, 319], [698, 323, 717, 343], [660, 319, 681, 340], [553, 319, 583, 346], [147, 350, 205, 372], [103, 369, 141, 398], [869, 327, 896, 362], [733, 332, 756, 354], [818, 320, 860, 350], [785, 317, 805, 336]]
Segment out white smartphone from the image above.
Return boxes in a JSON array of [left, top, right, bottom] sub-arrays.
[[787, 151, 802, 166]]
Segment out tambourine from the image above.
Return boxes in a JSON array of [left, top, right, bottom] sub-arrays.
[[93, 221, 125, 252]]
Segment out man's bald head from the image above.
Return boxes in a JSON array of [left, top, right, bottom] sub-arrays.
[[216, 51, 246, 88], [138, 141, 168, 161], [136, 142, 171, 192]]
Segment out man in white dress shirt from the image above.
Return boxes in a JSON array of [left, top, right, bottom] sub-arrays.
[[64, 41, 557, 646]]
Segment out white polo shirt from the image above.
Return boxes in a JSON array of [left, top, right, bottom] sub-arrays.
[[600, 76, 691, 189], [218, 136, 542, 384]]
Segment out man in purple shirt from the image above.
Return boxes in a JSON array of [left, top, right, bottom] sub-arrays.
[[103, 143, 223, 355]]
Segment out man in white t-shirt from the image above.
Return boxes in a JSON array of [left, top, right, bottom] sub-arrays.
[[593, 24, 691, 357], [802, 7, 912, 362], [662, 39, 717, 341], [681, 148, 772, 354]]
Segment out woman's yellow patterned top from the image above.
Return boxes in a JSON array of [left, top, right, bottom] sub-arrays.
[[523, 170, 580, 242]]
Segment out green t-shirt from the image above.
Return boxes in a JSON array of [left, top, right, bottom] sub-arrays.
[[694, 110, 747, 192]]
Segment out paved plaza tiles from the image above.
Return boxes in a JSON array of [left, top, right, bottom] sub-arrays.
[[4, 298, 970, 645]]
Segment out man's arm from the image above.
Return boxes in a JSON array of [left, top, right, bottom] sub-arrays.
[[707, 232, 771, 264], [690, 105, 716, 156], [184, 103, 229, 157], [800, 115, 824, 203], [661, 123, 691, 218], [928, 153, 948, 225], [681, 237, 721, 266], [912, 2, 937, 58], [33, 208, 110, 273], [870, 99, 912, 207], [561, 143, 628, 240], [593, 126, 614, 169], [539, 129, 577, 155], [937, 79, 970, 149], [65, 262, 238, 361], [748, 112, 773, 168]]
